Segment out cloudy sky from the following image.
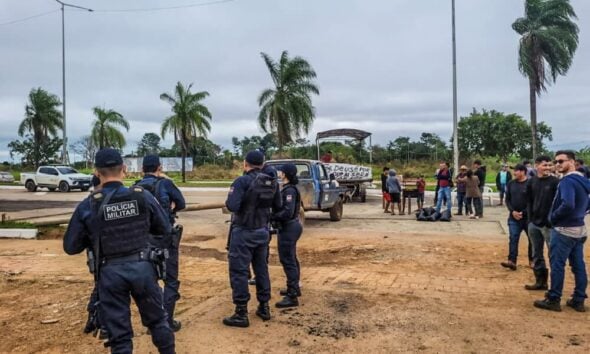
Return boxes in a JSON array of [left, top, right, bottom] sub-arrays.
[[1, 0, 589, 162]]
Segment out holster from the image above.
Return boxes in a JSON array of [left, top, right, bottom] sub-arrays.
[[149, 248, 169, 280], [171, 224, 183, 248], [86, 249, 96, 274]]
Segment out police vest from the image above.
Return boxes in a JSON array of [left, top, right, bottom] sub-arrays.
[[90, 187, 150, 258], [234, 171, 277, 229], [135, 177, 176, 222]]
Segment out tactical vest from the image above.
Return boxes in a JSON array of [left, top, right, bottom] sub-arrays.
[[91, 187, 150, 258], [135, 177, 173, 222], [234, 171, 277, 229]]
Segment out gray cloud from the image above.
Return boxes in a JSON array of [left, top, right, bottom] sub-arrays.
[[1, 0, 589, 162]]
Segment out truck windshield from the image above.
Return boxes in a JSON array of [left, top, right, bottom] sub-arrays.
[[57, 167, 78, 175]]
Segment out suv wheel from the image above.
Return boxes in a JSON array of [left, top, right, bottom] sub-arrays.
[[59, 181, 70, 193], [25, 180, 37, 192]]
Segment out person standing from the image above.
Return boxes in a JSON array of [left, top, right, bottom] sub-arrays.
[[381, 167, 390, 211], [435, 162, 453, 214], [462, 170, 482, 219], [534, 151, 590, 312], [223, 150, 282, 327], [525, 155, 559, 291], [455, 165, 468, 215], [495, 164, 512, 206], [63, 148, 175, 354], [272, 163, 303, 308], [135, 155, 186, 332], [386, 169, 403, 215], [501, 164, 531, 271], [416, 174, 426, 210], [473, 160, 486, 216], [575, 159, 590, 178]]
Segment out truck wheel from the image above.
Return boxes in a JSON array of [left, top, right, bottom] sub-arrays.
[[360, 188, 367, 203], [59, 181, 70, 193], [25, 180, 37, 192], [329, 198, 343, 221], [298, 205, 306, 227]]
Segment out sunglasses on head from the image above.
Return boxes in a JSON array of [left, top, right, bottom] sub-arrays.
[[553, 159, 570, 165]]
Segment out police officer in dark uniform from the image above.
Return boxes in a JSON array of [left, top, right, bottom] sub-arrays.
[[135, 155, 186, 332], [223, 150, 282, 327], [63, 149, 175, 354], [273, 163, 303, 308]]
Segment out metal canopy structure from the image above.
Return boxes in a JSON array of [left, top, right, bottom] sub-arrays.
[[315, 129, 373, 164]]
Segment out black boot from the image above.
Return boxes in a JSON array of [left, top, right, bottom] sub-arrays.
[[566, 298, 586, 312], [169, 319, 182, 332], [255, 302, 271, 321], [83, 311, 97, 334], [223, 304, 249, 327], [534, 296, 561, 312], [275, 289, 299, 308], [525, 269, 548, 290], [279, 288, 302, 297]]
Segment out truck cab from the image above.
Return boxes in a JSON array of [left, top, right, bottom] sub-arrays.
[[21, 165, 92, 192], [266, 159, 345, 221]]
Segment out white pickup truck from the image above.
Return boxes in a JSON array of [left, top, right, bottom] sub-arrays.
[[20, 165, 93, 192]]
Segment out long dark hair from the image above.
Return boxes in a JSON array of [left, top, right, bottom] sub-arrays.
[[287, 175, 299, 185], [466, 170, 473, 178]]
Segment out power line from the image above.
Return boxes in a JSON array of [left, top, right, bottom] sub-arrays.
[[0, 9, 59, 26], [93, 0, 235, 13]]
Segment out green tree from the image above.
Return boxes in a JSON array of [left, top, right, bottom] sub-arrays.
[[17, 88, 63, 168], [513, 0, 578, 157], [90, 107, 129, 150], [8, 136, 63, 167], [458, 109, 552, 161], [160, 82, 212, 182], [70, 135, 96, 168], [137, 133, 162, 156], [258, 51, 319, 152]]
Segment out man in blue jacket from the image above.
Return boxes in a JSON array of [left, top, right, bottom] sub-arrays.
[[534, 150, 590, 312]]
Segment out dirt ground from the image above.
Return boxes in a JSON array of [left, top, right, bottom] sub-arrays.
[[1, 187, 589, 353]]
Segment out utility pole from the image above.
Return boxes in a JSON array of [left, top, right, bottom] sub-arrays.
[[55, 0, 93, 164], [451, 0, 459, 176]]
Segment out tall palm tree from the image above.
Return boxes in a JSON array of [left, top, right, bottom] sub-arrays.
[[18, 88, 63, 167], [160, 82, 212, 182], [258, 51, 319, 153], [90, 107, 130, 150], [513, 0, 578, 157]]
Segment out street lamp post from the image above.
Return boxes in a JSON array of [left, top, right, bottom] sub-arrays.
[[451, 0, 459, 176], [55, 0, 93, 164]]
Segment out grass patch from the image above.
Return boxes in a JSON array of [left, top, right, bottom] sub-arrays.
[[0, 221, 37, 229]]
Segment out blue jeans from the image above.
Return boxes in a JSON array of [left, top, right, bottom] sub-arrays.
[[547, 230, 588, 302], [507, 218, 530, 263], [435, 187, 452, 213], [528, 223, 551, 271]]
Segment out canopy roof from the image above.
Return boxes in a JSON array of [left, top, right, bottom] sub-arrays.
[[315, 129, 372, 141]]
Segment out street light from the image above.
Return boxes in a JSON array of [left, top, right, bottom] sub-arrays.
[[451, 0, 459, 176], [55, 0, 93, 164]]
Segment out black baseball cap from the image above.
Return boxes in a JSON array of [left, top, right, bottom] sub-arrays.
[[95, 148, 123, 168]]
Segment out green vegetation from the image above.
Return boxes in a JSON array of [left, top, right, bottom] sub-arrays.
[[0, 221, 36, 229], [91, 107, 129, 149], [258, 51, 319, 152], [160, 82, 212, 183], [513, 0, 579, 157]]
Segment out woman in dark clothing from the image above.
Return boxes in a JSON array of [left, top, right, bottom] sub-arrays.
[[272, 163, 303, 308]]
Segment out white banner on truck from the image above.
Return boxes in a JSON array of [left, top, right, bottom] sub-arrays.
[[123, 157, 194, 173]]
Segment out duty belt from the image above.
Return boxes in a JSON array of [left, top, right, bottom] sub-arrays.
[[101, 249, 151, 265]]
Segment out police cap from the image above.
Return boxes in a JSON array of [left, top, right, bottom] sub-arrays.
[[142, 154, 161, 168], [277, 163, 297, 180], [95, 148, 123, 168], [245, 150, 264, 166]]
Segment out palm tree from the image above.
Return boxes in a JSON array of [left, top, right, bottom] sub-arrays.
[[513, 0, 578, 157], [258, 51, 319, 153], [18, 88, 63, 167], [160, 82, 212, 182], [90, 107, 130, 150]]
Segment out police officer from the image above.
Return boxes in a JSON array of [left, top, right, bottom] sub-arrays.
[[223, 150, 282, 327], [63, 149, 175, 354], [273, 163, 303, 308], [135, 155, 186, 332]]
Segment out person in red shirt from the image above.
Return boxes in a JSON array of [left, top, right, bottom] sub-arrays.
[[416, 175, 426, 209], [320, 151, 333, 163]]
